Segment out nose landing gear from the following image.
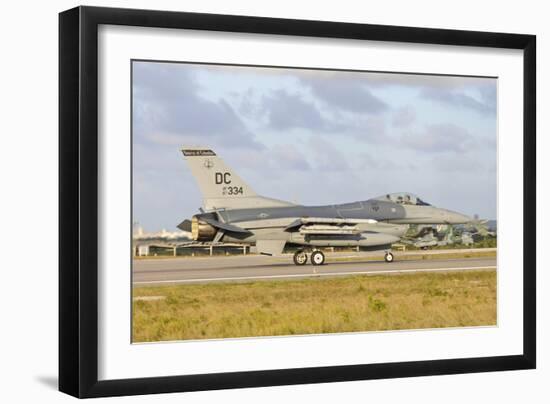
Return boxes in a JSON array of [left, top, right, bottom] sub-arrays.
[[384, 252, 394, 263]]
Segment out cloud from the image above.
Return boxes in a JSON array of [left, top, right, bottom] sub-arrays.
[[237, 88, 264, 118], [307, 137, 349, 171], [420, 87, 496, 116], [261, 89, 331, 131], [224, 143, 312, 174], [297, 70, 496, 118], [431, 154, 491, 173], [478, 83, 497, 110], [254, 87, 387, 142], [355, 152, 401, 170], [346, 115, 387, 142], [361, 72, 493, 89], [270, 144, 311, 171], [294, 69, 494, 91], [133, 62, 261, 149], [392, 106, 416, 128], [401, 123, 475, 153], [301, 76, 388, 114]]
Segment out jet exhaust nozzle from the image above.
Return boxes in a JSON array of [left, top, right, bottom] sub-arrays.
[[191, 216, 217, 241]]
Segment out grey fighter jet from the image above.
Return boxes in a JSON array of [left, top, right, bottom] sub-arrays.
[[177, 147, 470, 265]]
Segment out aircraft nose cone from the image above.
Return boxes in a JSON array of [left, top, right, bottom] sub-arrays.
[[444, 210, 471, 224]]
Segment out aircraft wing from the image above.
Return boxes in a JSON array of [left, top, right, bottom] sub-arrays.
[[284, 217, 378, 235]]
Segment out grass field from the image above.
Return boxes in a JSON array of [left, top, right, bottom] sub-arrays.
[[132, 269, 496, 342]]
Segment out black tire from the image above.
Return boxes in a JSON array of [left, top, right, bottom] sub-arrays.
[[311, 250, 325, 266], [384, 252, 394, 263], [293, 250, 308, 265]]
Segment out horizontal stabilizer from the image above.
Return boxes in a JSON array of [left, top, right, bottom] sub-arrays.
[[177, 219, 192, 232], [200, 216, 251, 234]]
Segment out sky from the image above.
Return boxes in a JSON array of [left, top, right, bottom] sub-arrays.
[[132, 61, 497, 231]]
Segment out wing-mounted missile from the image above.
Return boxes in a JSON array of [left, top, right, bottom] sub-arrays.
[[284, 217, 378, 235], [299, 224, 360, 235], [285, 217, 378, 232]]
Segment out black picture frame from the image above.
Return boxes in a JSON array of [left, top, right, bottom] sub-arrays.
[[59, 6, 536, 398]]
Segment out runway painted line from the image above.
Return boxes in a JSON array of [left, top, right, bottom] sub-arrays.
[[132, 265, 496, 285]]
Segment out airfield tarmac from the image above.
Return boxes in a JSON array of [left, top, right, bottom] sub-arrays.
[[132, 250, 496, 286]]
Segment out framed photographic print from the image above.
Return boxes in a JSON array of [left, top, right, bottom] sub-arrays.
[[59, 6, 536, 398]]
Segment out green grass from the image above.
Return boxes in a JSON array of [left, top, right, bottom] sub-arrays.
[[132, 269, 496, 342]]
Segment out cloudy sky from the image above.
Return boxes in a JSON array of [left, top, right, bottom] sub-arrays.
[[132, 61, 497, 231]]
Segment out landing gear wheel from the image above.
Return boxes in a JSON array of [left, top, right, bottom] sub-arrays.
[[384, 252, 394, 263], [293, 250, 308, 266], [311, 250, 325, 266]]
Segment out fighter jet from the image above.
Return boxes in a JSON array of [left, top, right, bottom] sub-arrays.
[[177, 147, 470, 265]]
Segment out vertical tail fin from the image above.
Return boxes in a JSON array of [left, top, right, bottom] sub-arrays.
[[181, 147, 294, 211]]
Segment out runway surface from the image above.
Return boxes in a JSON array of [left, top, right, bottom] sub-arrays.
[[132, 254, 496, 286]]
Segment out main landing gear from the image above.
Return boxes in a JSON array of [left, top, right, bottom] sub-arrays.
[[293, 250, 326, 266], [293, 250, 393, 265], [311, 250, 325, 266], [293, 250, 308, 265]]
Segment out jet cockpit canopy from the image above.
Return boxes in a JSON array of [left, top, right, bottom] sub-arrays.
[[373, 192, 431, 206]]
